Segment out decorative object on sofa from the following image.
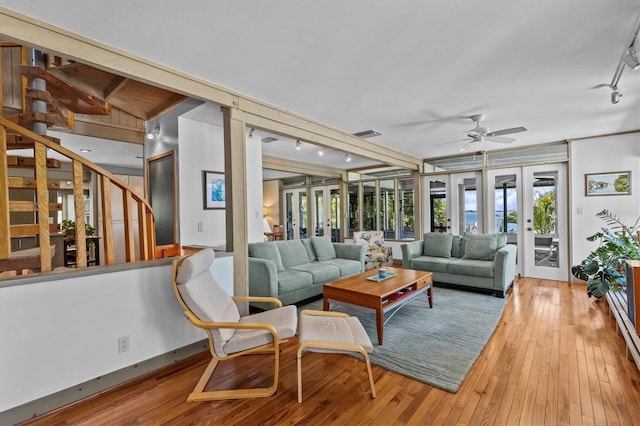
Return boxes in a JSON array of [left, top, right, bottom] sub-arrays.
[[353, 231, 393, 270], [248, 237, 365, 308], [401, 233, 517, 297], [297, 310, 376, 403], [172, 248, 297, 401], [571, 209, 639, 298]]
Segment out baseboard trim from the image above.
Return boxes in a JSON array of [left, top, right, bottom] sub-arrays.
[[1, 340, 209, 425]]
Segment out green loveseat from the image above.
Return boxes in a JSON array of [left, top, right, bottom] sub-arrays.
[[401, 233, 517, 297], [248, 237, 365, 308]]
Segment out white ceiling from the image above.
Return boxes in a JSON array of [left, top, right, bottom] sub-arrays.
[[2, 1, 639, 170]]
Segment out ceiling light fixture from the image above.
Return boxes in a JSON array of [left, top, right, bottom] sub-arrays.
[[296, 140, 302, 150], [622, 47, 640, 70], [79, 148, 91, 153], [608, 14, 640, 103], [261, 136, 278, 143], [611, 86, 622, 104], [318, 147, 325, 156], [146, 126, 159, 140], [345, 153, 352, 162], [248, 128, 255, 138], [353, 129, 382, 138]]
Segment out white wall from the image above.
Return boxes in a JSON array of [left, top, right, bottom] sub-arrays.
[[570, 133, 640, 269], [0, 256, 234, 412], [178, 102, 264, 247]]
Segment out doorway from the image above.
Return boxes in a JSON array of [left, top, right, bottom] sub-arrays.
[[311, 185, 341, 242], [283, 188, 307, 240]]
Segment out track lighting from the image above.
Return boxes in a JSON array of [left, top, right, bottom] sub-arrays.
[[345, 153, 352, 162], [611, 86, 622, 104], [622, 47, 640, 70], [318, 147, 325, 156], [248, 128, 255, 138], [146, 126, 159, 140], [296, 140, 301, 150]]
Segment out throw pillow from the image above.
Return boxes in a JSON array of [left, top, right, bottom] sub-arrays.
[[301, 238, 317, 261], [277, 240, 311, 268], [423, 233, 453, 258], [451, 235, 465, 258], [248, 242, 285, 272], [463, 234, 499, 261], [311, 236, 337, 261]]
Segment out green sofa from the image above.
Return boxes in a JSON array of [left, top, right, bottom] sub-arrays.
[[248, 237, 365, 308], [401, 233, 517, 297]]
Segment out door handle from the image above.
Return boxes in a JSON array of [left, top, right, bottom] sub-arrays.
[[527, 227, 532, 231]]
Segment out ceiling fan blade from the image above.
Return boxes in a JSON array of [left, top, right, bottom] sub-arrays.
[[486, 126, 527, 137], [486, 136, 516, 144], [459, 141, 475, 152], [437, 138, 471, 146]]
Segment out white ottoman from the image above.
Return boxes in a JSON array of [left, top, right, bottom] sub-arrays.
[[296, 309, 376, 403]]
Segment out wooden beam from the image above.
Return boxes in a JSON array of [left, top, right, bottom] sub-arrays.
[[0, 125, 10, 259], [21, 65, 110, 115], [7, 155, 61, 168], [9, 201, 62, 212], [100, 175, 115, 265], [72, 159, 87, 268], [145, 93, 187, 120], [223, 107, 249, 314], [122, 190, 135, 262], [70, 118, 144, 144], [262, 155, 345, 179], [103, 75, 128, 101], [34, 143, 52, 272]]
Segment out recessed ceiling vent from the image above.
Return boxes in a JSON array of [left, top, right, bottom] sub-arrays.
[[353, 129, 382, 138], [261, 136, 278, 143]]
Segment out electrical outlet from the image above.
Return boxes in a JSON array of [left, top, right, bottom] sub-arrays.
[[118, 335, 130, 353]]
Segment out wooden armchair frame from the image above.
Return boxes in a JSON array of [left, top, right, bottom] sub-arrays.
[[171, 256, 293, 401]]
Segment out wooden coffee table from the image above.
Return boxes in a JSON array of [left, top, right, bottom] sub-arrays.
[[323, 267, 433, 345]]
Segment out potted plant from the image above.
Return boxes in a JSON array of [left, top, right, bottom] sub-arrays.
[[61, 219, 96, 244], [571, 210, 640, 298]]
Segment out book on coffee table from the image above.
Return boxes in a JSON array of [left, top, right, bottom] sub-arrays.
[[366, 271, 397, 282]]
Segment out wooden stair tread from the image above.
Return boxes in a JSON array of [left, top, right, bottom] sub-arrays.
[[7, 155, 62, 169], [5, 133, 61, 149], [25, 88, 71, 129], [21, 65, 110, 115], [0, 245, 56, 273]]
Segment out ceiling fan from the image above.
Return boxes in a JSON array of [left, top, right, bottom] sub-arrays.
[[448, 114, 527, 152]]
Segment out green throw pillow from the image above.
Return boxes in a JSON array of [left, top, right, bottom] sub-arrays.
[[423, 233, 453, 258], [463, 234, 499, 261], [276, 240, 310, 268], [311, 236, 336, 261], [301, 238, 317, 261], [248, 242, 285, 272]]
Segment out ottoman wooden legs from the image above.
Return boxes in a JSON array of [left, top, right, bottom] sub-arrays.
[[296, 309, 376, 403]]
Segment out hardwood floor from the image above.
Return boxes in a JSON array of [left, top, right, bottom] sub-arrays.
[[23, 278, 640, 425]]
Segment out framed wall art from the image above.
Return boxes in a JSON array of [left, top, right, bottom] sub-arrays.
[[203, 170, 226, 209], [585, 171, 631, 196]]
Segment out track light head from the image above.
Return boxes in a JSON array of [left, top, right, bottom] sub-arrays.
[[248, 128, 255, 138], [146, 126, 159, 140], [345, 153, 352, 162], [611, 87, 622, 104], [622, 47, 640, 71], [318, 147, 325, 156], [296, 140, 301, 150]]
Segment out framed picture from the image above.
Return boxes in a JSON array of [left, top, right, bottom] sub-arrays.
[[203, 170, 226, 209], [585, 171, 631, 196]]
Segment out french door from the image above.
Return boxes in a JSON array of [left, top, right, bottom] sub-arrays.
[[283, 189, 307, 240], [487, 164, 567, 280], [311, 185, 340, 242]]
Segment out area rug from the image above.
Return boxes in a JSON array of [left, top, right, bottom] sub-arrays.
[[298, 287, 507, 393]]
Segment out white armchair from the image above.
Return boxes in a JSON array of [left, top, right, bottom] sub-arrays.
[[353, 231, 394, 270]]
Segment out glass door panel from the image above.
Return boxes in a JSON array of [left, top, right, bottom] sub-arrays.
[[398, 178, 414, 240], [347, 183, 359, 238], [427, 176, 448, 233], [362, 181, 377, 231], [284, 188, 307, 240], [311, 185, 340, 241], [379, 179, 395, 239]]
